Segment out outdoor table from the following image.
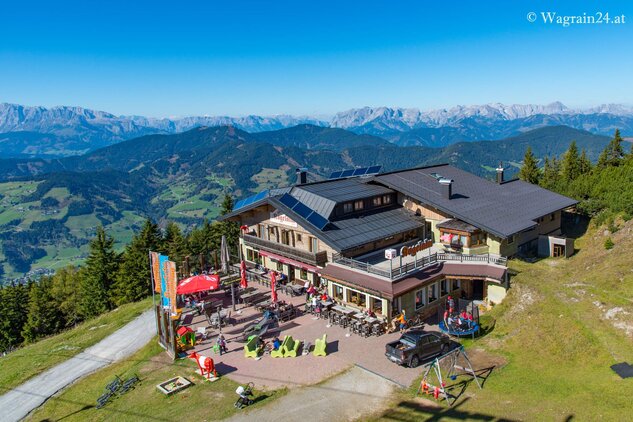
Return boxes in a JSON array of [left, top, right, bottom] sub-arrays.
[[331, 305, 355, 316], [240, 291, 264, 305], [365, 317, 378, 324]]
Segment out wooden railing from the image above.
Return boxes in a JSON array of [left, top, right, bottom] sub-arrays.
[[332, 251, 507, 281], [242, 234, 328, 267]]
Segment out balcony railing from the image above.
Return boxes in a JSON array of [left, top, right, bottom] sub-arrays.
[[332, 251, 507, 281], [242, 233, 328, 267]]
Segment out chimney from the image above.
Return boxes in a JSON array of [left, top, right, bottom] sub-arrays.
[[438, 178, 453, 200], [496, 162, 504, 184], [296, 167, 308, 185]]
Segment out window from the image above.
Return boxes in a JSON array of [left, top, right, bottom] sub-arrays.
[[507, 235, 515, 245], [428, 283, 437, 303], [296, 233, 302, 242], [415, 289, 427, 310], [550, 213, 556, 221], [258, 224, 264, 239], [300, 269, 308, 280], [246, 248, 254, 261], [372, 196, 382, 207], [276, 261, 284, 271], [440, 279, 449, 296], [348, 289, 366, 307], [281, 230, 291, 245], [354, 200, 364, 211], [451, 279, 461, 290], [343, 203, 353, 214], [333, 284, 344, 300], [268, 226, 276, 241], [383, 195, 392, 205], [309, 237, 318, 252], [371, 297, 383, 314]]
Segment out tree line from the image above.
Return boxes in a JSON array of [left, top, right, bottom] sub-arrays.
[[519, 129, 633, 223], [0, 195, 238, 353]]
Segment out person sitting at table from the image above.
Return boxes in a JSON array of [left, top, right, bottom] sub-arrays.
[[367, 309, 376, 318], [447, 314, 456, 330], [256, 337, 266, 354], [320, 292, 329, 302], [278, 272, 287, 283], [272, 336, 281, 351]]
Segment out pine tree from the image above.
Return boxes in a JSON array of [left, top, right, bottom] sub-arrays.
[[50, 266, 83, 327], [219, 194, 240, 255], [0, 283, 30, 352], [598, 129, 625, 168], [220, 194, 234, 216], [541, 156, 561, 190], [79, 226, 119, 318], [518, 146, 540, 185], [164, 222, 187, 265], [578, 148, 592, 175], [561, 141, 580, 182], [22, 278, 63, 343], [112, 219, 162, 305]]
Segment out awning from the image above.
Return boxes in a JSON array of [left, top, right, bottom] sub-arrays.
[[259, 250, 320, 273]]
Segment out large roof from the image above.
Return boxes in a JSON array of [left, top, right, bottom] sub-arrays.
[[374, 164, 577, 238]]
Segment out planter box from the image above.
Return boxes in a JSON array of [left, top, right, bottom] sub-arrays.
[[156, 376, 192, 395]]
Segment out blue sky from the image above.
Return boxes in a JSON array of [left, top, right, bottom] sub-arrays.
[[1, 0, 631, 117]]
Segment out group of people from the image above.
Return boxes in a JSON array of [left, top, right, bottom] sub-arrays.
[[443, 295, 474, 332], [306, 286, 332, 314]]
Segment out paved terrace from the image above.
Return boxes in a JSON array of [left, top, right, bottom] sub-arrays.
[[180, 281, 433, 389]]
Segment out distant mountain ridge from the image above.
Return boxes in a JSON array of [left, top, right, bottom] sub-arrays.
[[0, 101, 631, 157]]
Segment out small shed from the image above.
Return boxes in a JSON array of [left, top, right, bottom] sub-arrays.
[[538, 235, 574, 258]]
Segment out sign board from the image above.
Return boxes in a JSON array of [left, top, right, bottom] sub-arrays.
[[150, 251, 161, 293], [385, 248, 397, 259], [270, 209, 298, 227], [400, 239, 433, 257]]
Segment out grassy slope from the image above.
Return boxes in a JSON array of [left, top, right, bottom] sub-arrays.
[[0, 298, 151, 391], [28, 341, 285, 421], [374, 220, 633, 421]]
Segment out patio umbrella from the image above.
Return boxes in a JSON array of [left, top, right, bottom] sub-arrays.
[[220, 235, 230, 274], [240, 260, 248, 289], [270, 272, 278, 303], [177, 274, 220, 295]]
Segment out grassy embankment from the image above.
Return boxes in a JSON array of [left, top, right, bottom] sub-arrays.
[[0, 298, 152, 391], [373, 220, 633, 421]]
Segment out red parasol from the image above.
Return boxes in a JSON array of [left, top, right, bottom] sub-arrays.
[[240, 261, 248, 289], [177, 274, 220, 295], [270, 272, 278, 303]]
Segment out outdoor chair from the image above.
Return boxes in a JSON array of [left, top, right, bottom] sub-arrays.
[[271, 335, 291, 358], [313, 334, 327, 357], [372, 323, 384, 336], [244, 335, 260, 358], [281, 335, 301, 358]]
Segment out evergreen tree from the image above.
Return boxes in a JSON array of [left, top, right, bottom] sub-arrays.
[[79, 226, 119, 318], [518, 146, 540, 184], [164, 222, 187, 265], [578, 148, 592, 175], [561, 141, 580, 182], [112, 219, 162, 305], [598, 129, 625, 167], [541, 156, 561, 190], [220, 194, 234, 216], [219, 194, 240, 255], [22, 278, 63, 343], [50, 266, 83, 327], [0, 283, 30, 352]]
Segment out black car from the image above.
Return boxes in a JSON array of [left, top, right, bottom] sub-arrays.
[[385, 330, 450, 367]]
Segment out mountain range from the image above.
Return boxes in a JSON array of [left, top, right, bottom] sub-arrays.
[[1, 101, 631, 157], [0, 123, 611, 282]]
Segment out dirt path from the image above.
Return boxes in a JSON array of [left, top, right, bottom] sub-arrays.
[[226, 366, 397, 422], [0, 310, 155, 422]]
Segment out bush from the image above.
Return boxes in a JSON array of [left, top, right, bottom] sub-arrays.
[[604, 237, 614, 250]]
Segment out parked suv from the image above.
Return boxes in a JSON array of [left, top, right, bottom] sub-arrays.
[[385, 330, 450, 367]]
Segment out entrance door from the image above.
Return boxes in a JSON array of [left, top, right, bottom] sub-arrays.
[[472, 279, 484, 301], [553, 244, 564, 258]]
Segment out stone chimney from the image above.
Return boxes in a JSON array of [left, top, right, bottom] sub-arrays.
[[496, 162, 504, 184], [438, 178, 453, 200], [296, 167, 308, 185]]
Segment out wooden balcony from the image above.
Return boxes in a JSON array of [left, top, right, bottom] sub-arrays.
[[242, 234, 328, 267]]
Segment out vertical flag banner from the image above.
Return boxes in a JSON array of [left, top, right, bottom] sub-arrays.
[[165, 260, 178, 315], [150, 252, 161, 293], [159, 254, 170, 308]]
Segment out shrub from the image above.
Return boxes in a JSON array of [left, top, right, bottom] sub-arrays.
[[604, 237, 614, 250]]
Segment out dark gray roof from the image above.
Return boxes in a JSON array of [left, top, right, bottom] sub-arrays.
[[375, 164, 577, 238], [291, 178, 393, 219], [436, 219, 479, 233]]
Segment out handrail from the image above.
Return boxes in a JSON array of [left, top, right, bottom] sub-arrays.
[[242, 234, 327, 266], [332, 250, 506, 281]]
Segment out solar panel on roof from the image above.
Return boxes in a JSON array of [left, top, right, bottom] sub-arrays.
[[306, 212, 329, 230], [340, 169, 355, 178], [352, 167, 368, 176], [234, 199, 247, 210], [366, 165, 382, 175], [278, 193, 299, 209], [292, 201, 313, 219], [329, 171, 343, 179]]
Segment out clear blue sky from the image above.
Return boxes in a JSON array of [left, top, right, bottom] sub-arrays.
[[1, 0, 631, 117]]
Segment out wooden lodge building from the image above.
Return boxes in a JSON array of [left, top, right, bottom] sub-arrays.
[[220, 164, 577, 321]]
